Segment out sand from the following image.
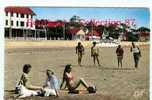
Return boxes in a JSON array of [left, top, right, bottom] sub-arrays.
[[4, 40, 150, 100]]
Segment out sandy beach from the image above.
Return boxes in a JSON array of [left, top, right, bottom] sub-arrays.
[[4, 40, 150, 100]]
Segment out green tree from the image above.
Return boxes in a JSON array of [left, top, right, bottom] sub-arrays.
[[137, 27, 150, 32]]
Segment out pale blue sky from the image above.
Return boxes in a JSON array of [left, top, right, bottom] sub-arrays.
[[31, 7, 150, 28]]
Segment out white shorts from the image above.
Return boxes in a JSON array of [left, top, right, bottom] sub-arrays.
[[19, 85, 39, 98], [43, 88, 56, 96]]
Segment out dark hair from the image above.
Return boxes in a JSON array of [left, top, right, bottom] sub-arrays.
[[93, 41, 96, 45], [132, 42, 135, 47], [46, 69, 54, 75], [118, 45, 121, 48], [63, 64, 72, 76], [23, 64, 32, 73], [65, 64, 72, 72]]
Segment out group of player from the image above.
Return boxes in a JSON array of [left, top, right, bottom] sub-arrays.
[[75, 41, 141, 68]]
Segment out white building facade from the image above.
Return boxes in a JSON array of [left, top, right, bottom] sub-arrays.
[[4, 7, 36, 38]]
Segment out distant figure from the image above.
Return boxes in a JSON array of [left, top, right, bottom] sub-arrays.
[[91, 42, 100, 66], [43, 69, 59, 96], [62, 64, 89, 93], [130, 42, 141, 68], [116, 45, 124, 68], [76, 42, 85, 66]]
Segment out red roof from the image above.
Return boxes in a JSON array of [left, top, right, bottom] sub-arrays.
[[140, 32, 150, 36], [47, 21, 64, 27], [5, 6, 36, 15], [86, 30, 100, 36], [66, 28, 80, 34], [35, 19, 48, 27]]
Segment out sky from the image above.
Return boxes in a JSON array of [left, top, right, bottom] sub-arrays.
[[31, 7, 150, 28]]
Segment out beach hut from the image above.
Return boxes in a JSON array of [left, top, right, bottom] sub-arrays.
[[76, 29, 86, 40]]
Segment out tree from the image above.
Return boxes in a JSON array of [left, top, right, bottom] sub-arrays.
[[70, 15, 81, 23], [104, 24, 119, 39], [96, 25, 105, 37], [127, 32, 139, 41], [137, 27, 150, 32]]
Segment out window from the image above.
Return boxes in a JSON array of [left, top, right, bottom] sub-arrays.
[[16, 13, 19, 17], [21, 14, 24, 18], [20, 21, 24, 27], [26, 14, 29, 18], [11, 20, 13, 26], [16, 21, 19, 26], [11, 12, 13, 17], [6, 12, 8, 16], [5, 20, 8, 25]]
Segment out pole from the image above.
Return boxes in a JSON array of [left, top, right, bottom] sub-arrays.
[[35, 29, 36, 40], [9, 14, 12, 39], [63, 24, 65, 40], [45, 26, 47, 40], [23, 28, 25, 40], [92, 22, 93, 40]]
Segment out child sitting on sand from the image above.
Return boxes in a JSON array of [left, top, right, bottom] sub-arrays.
[[43, 69, 59, 96]]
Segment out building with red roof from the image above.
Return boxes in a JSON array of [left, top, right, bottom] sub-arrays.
[[47, 21, 64, 27], [4, 6, 36, 38], [66, 28, 80, 35], [5, 6, 36, 15]]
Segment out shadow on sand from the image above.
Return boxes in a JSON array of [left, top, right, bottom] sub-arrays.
[[5, 90, 16, 94], [99, 67, 135, 70], [59, 64, 136, 71]]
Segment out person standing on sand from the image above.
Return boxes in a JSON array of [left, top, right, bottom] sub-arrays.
[[116, 45, 124, 68], [130, 42, 141, 68], [91, 42, 100, 66], [76, 42, 85, 66]]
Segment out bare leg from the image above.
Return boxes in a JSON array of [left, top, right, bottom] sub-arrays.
[[118, 61, 120, 68], [134, 55, 139, 68], [120, 59, 122, 68], [96, 56, 100, 66], [60, 79, 64, 89], [135, 58, 139, 68], [134, 54, 139, 68], [78, 57, 80, 65], [60, 79, 66, 89], [74, 78, 89, 89], [79, 55, 82, 66], [93, 56, 96, 65], [117, 58, 119, 68], [78, 54, 82, 66]]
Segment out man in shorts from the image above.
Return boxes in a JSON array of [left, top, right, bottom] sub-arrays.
[[130, 42, 141, 68], [76, 42, 85, 66], [91, 42, 100, 66], [116, 45, 124, 68]]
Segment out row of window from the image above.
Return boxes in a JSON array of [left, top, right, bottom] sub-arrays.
[[6, 20, 25, 27], [6, 12, 32, 18]]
